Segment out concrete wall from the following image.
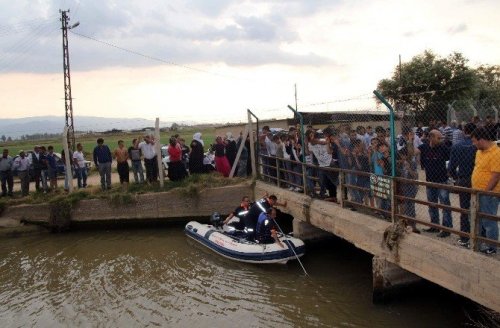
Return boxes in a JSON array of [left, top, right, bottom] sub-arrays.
[[254, 180, 500, 312], [1, 183, 253, 225]]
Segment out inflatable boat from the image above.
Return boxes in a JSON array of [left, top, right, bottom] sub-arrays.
[[184, 220, 306, 264]]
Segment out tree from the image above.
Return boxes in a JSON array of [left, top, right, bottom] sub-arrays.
[[7, 137, 12, 142], [170, 122, 179, 131], [1, 135, 5, 142], [376, 50, 498, 123]]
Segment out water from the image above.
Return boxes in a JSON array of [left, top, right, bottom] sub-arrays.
[[0, 226, 468, 327]]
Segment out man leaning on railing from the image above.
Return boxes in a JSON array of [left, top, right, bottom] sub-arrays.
[[470, 127, 499, 255]]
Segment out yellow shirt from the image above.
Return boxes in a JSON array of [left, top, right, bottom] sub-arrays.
[[471, 144, 500, 192]]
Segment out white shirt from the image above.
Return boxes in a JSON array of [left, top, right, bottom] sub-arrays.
[[138, 141, 156, 159], [13, 156, 30, 171], [73, 151, 86, 168], [308, 143, 332, 167]]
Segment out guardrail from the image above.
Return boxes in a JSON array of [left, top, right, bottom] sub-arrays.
[[258, 154, 500, 253]]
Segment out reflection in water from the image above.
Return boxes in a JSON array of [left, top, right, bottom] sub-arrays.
[[0, 228, 466, 327]]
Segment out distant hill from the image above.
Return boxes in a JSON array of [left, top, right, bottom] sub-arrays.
[[0, 116, 178, 139]]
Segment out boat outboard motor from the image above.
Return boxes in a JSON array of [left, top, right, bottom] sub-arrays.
[[210, 212, 223, 228]]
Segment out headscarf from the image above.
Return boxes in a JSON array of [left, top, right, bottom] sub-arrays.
[[193, 132, 204, 146], [226, 132, 235, 141]]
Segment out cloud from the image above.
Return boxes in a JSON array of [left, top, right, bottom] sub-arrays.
[[447, 23, 468, 35], [0, 0, 336, 74]]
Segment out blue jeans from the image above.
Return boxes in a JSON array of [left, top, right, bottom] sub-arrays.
[[456, 178, 471, 241], [75, 167, 87, 188], [426, 186, 452, 228], [131, 160, 144, 183], [479, 194, 499, 250]]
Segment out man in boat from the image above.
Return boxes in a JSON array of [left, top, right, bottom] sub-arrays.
[[256, 207, 280, 245], [243, 194, 288, 239], [223, 195, 251, 230]]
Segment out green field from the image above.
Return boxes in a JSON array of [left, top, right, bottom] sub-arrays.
[[0, 127, 216, 160]]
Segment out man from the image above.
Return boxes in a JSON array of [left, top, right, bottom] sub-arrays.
[[223, 195, 251, 230], [256, 207, 282, 246], [243, 194, 287, 239], [46, 146, 58, 191], [363, 125, 377, 150], [114, 140, 130, 191], [471, 127, 499, 255], [31, 145, 48, 192], [73, 143, 88, 189], [451, 121, 464, 146], [136, 135, 158, 184], [0, 149, 14, 197], [418, 129, 452, 237], [448, 123, 476, 248], [93, 138, 113, 190], [308, 128, 337, 201], [13, 150, 31, 196], [128, 139, 144, 184]]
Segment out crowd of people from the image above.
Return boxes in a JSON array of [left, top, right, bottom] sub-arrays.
[[0, 145, 75, 197], [257, 116, 499, 255]]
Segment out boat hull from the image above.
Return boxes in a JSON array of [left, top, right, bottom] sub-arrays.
[[185, 221, 305, 264]]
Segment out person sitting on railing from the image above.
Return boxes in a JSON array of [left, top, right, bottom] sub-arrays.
[[418, 129, 452, 237], [397, 143, 420, 233], [471, 127, 499, 255]]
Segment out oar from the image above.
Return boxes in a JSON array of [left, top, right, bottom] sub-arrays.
[[272, 218, 309, 276]]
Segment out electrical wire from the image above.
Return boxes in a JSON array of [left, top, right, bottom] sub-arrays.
[[69, 31, 248, 80]]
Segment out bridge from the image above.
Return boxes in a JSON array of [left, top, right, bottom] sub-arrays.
[[253, 179, 500, 312]]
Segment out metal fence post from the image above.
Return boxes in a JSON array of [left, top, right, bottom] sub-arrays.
[[339, 170, 345, 208], [391, 178, 396, 224], [302, 162, 308, 195], [276, 157, 281, 188], [470, 191, 479, 251], [373, 91, 396, 178]]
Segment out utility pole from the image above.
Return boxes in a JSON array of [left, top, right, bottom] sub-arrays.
[[60, 9, 78, 150]]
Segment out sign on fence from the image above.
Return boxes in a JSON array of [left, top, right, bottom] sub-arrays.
[[370, 174, 391, 200]]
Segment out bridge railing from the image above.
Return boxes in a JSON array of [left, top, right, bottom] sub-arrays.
[[258, 154, 500, 253]]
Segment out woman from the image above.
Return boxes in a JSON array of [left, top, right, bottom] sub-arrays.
[[189, 132, 205, 174], [167, 136, 186, 181], [213, 136, 231, 177]]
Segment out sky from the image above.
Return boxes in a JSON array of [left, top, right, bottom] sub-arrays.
[[0, 0, 499, 128]]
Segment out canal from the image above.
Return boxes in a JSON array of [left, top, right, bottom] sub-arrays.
[[0, 225, 469, 327]]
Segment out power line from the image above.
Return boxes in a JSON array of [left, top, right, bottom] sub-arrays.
[[69, 31, 248, 80]]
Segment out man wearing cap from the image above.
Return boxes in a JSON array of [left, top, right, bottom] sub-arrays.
[[0, 149, 14, 197], [13, 150, 31, 196]]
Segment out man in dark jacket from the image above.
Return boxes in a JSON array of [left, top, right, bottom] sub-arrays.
[[448, 123, 476, 247], [418, 130, 451, 237]]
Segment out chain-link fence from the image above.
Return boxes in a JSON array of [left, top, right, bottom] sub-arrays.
[[255, 97, 500, 255]]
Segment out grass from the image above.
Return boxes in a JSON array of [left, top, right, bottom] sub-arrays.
[[0, 127, 216, 159]]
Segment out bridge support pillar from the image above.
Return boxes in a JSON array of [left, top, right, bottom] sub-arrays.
[[292, 219, 331, 241], [372, 256, 422, 302]]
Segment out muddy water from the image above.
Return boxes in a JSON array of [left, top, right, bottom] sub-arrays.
[[0, 227, 467, 327]]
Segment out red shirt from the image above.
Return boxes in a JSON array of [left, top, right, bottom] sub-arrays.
[[168, 144, 182, 162]]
